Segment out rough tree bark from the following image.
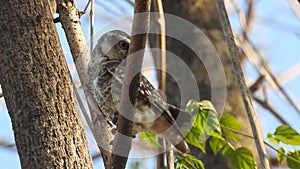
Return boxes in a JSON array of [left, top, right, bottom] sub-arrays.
[[0, 0, 93, 168], [150, 0, 259, 168], [55, 0, 114, 168]]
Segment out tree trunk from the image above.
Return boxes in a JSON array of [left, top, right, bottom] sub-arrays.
[[150, 0, 259, 168], [0, 1, 93, 168]]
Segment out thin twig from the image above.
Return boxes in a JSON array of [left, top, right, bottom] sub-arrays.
[[249, 76, 288, 125], [253, 96, 289, 125], [214, 1, 270, 168], [235, 9, 300, 116], [110, 0, 151, 168], [241, 0, 254, 43], [125, 0, 134, 6], [90, 0, 94, 55], [92, 152, 102, 160], [249, 75, 265, 93], [235, 36, 300, 116], [223, 125, 300, 165], [156, 137, 165, 168], [0, 139, 15, 149], [264, 141, 300, 165], [83, 0, 91, 14], [277, 61, 300, 85], [153, 0, 175, 168], [72, 81, 93, 130]]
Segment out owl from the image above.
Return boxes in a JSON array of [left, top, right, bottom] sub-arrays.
[[88, 30, 191, 153]]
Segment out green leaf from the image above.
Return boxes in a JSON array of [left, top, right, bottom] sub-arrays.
[[229, 147, 256, 169], [287, 150, 300, 169], [224, 130, 241, 142], [274, 125, 300, 146], [205, 110, 221, 135], [277, 147, 285, 164], [175, 154, 204, 169], [198, 100, 216, 111], [199, 100, 220, 132], [222, 143, 235, 157], [211, 130, 223, 139], [209, 136, 226, 155], [185, 99, 221, 152], [220, 114, 242, 130], [193, 104, 220, 136], [267, 132, 279, 145], [139, 132, 162, 148], [129, 161, 140, 169], [185, 99, 201, 117], [219, 114, 243, 142], [185, 127, 206, 153]]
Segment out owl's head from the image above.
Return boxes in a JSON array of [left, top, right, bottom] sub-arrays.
[[92, 30, 130, 62]]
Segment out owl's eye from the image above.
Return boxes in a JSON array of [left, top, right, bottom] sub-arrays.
[[118, 40, 129, 50]]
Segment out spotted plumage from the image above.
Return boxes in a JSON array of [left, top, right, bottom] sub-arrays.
[[88, 30, 191, 153]]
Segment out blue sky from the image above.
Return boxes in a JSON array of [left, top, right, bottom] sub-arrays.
[[1, 0, 300, 168]]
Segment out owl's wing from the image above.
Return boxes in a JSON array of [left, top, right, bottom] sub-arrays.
[[139, 75, 192, 132], [105, 60, 124, 84], [106, 65, 191, 132], [138, 75, 177, 123]]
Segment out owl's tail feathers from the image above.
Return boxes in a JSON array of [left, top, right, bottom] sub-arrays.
[[175, 140, 190, 154], [167, 104, 193, 134], [159, 124, 190, 154], [150, 114, 190, 154]]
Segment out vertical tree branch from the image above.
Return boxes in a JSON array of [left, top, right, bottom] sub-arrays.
[[110, 0, 151, 168], [0, 0, 92, 168], [55, 0, 113, 168], [153, 0, 175, 168], [214, 1, 270, 169]]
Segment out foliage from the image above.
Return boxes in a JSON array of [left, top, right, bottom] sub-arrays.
[[129, 161, 140, 169], [141, 100, 300, 169], [175, 154, 204, 169], [267, 125, 300, 168], [268, 125, 300, 146], [139, 132, 162, 148], [182, 100, 256, 169]]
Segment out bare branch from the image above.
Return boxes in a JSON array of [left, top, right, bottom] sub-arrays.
[[277, 61, 300, 85], [156, 138, 165, 168], [214, 1, 270, 168], [72, 81, 93, 130], [235, 7, 300, 115], [241, 0, 255, 42], [125, 0, 134, 6], [152, 0, 175, 168], [83, 0, 91, 14], [235, 36, 300, 116], [153, 0, 166, 93], [90, 0, 94, 55], [56, 0, 113, 168], [110, 0, 151, 168], [253, 96, 289, 125], [249, 76, 289, 126], [0, 139, 15, 149], [249, 75, 265, 93]]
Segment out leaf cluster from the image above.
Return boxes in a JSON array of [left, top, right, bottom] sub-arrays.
[[267, 125, 300, 169], [139, 100, 300, 169], [180, 100, 256, 169]]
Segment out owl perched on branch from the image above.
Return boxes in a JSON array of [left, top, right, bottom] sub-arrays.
[[88, 30, 191, 154]]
